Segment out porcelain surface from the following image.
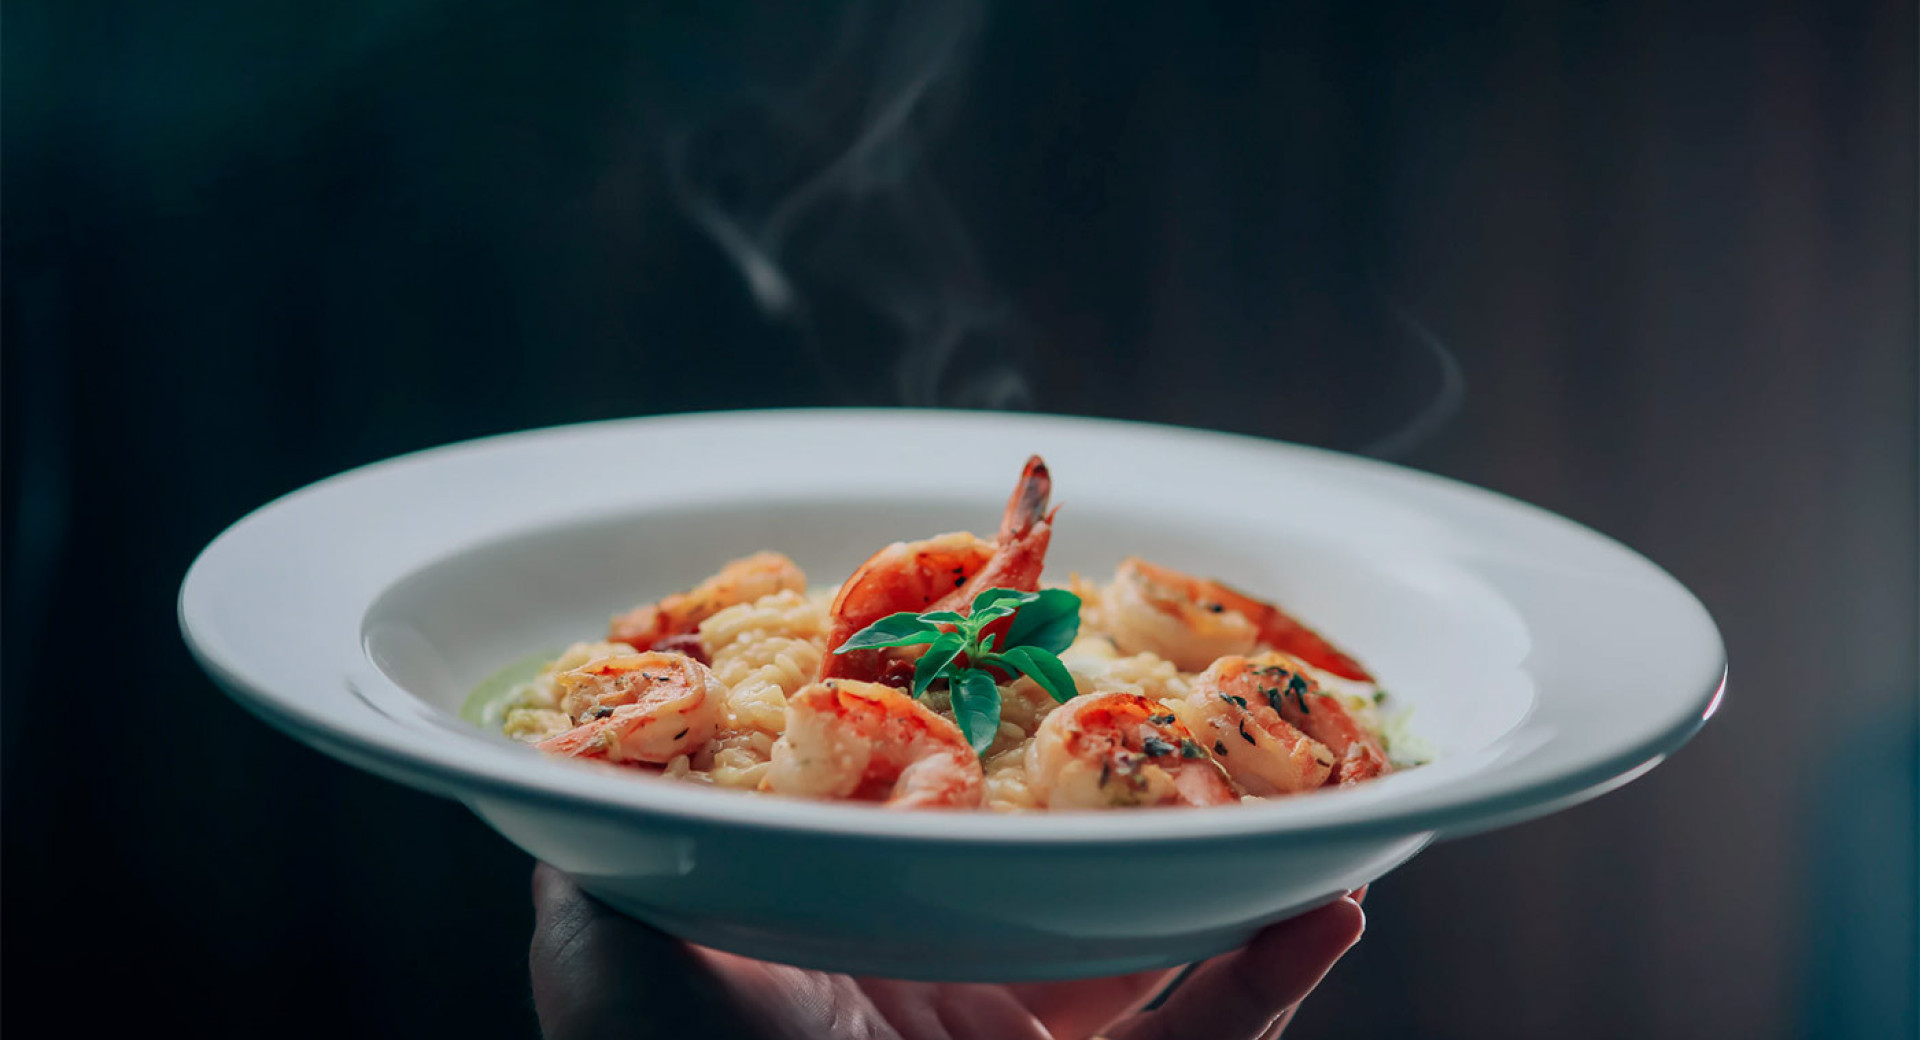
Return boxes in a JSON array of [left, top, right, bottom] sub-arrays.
[[181, 410, 1724, 980]]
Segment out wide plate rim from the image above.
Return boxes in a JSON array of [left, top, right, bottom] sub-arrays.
[[179, 408, 1727, 845]]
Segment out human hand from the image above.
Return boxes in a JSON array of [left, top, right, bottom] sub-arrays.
[[530, 863, 1365, 1040]]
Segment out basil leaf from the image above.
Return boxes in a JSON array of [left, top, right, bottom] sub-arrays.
[[1003, 588, 1083, 654], [970, 587, 1039, 615], [919, 610, 968, 627], [834, 611, 939, 652], [967, 601, 1021, 629], [948, 668, 1003, 754], [911, 631, 968, 698], [999, 645, 1080, 704]]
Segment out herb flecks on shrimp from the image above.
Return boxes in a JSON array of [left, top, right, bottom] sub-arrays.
[[535, 652, 723, 765], [1027, 692, 1237, 809]]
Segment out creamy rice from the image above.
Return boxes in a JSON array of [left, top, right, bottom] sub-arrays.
[[501, 579, 1414, 810]]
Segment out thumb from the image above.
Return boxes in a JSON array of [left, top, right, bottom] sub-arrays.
[[1113, 897, 1365, 1040]]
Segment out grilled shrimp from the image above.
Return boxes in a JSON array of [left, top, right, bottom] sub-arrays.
[[609, 551, 806, 654], [1247, 652, 1391, 784], [1026, 692, 1236, 809], [763, 680, 984, 808], [534, 652, 724, 765], [822, 456, 1056, 683], [1101, 557, 1375, 681], [1184, 655, 1335, 795]]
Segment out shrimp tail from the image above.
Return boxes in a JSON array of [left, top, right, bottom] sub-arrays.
[[932, 457, 1056, 614], [1139, 559, 1372, 684], [822, 457, 1060, 685], [533, 724, 609, 758], [1000, 455, 1052, 542], [1256, 608, 1376, 684]]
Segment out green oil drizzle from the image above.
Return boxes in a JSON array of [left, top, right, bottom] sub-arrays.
[[459, 650, 559, 730]]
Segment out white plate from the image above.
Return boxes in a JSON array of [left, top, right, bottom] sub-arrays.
[[179, 409, 1724, 981]]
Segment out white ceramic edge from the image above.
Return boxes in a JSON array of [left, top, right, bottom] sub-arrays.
[[180, 408, 1726, 846]]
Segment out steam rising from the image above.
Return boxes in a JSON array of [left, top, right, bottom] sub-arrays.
[[669, 0, 1031, 409], [1359, 300, 1467, 460], [666, 7, 1465, 455]]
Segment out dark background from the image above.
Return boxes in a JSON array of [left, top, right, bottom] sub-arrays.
[[5, 2, 1915, 1037]]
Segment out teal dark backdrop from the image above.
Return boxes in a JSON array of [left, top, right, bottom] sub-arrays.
[[4, 3, 1913, 1037]]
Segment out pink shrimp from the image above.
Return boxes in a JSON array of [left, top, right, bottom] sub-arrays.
[[1102, 557, 1376, 682], [1255, 652, 1390, 784], [609, 551, 806, 654], [534, 652, 723, 765], [1197, 652, 1389, 786], [1025, 692, 1237, 809], [1183, 655, 1336, 795], [821, 456, 1056, 684], [762, 680, 984, 808]]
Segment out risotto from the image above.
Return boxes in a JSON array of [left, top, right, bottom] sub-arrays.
[[482, 456, 1420, 811]]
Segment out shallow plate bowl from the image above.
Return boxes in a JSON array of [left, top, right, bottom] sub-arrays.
[[179, 410, 1724, 981]]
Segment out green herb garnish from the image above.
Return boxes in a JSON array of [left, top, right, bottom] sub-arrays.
[[833, 586, 1083, 754]]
